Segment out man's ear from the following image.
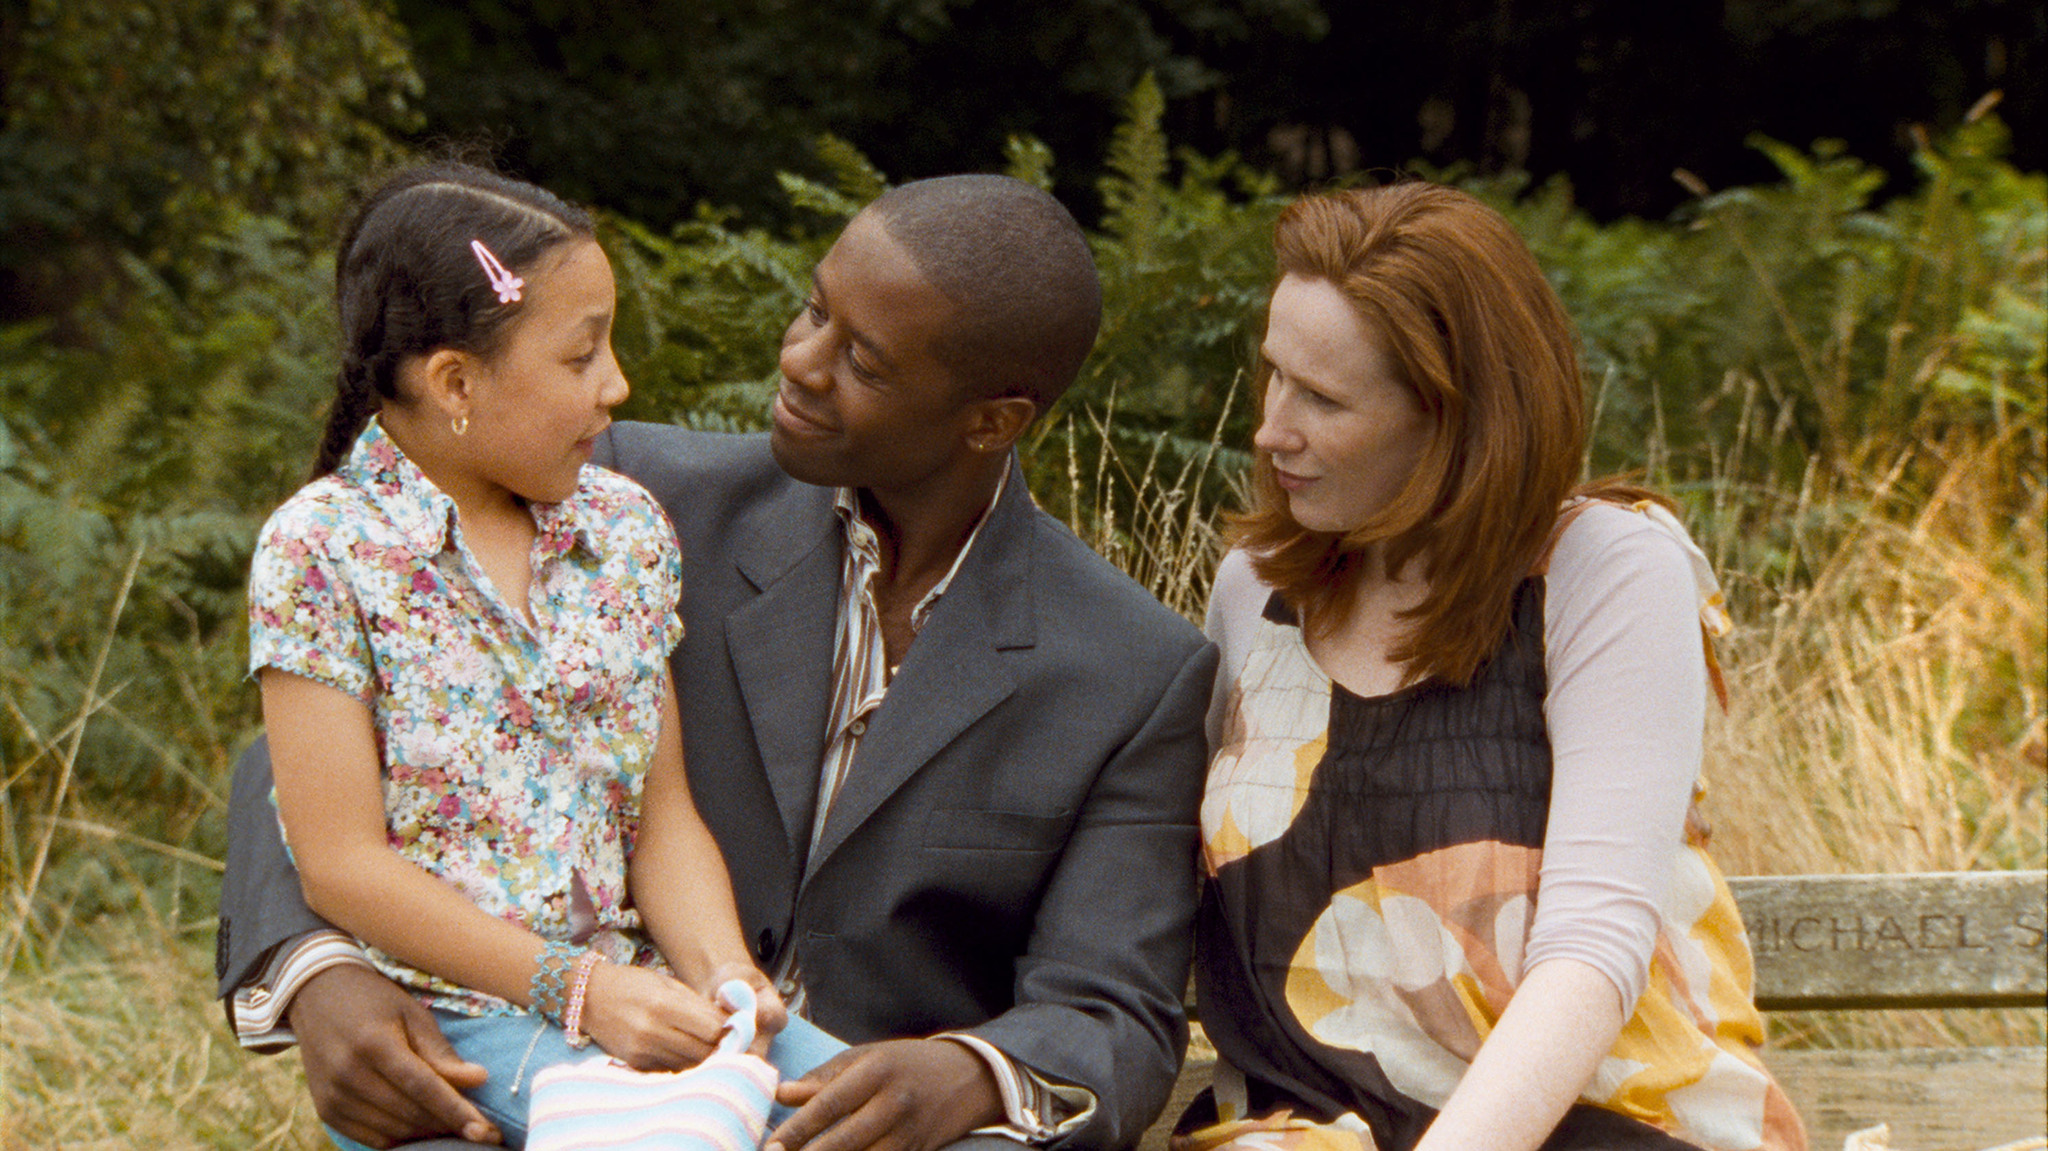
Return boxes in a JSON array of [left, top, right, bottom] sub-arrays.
[[964, 395, 1039, 455]]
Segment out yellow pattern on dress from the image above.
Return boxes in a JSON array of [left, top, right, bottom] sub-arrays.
[[1173, 1105, 1381, 1151]]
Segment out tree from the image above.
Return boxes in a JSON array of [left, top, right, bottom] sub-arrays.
[[1179, 0, 2042, 221], [387, 0, 1326, 227], [0, 0, 420, 323]]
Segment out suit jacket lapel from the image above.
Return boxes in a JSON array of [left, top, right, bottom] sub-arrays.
[[725, 486, 840, 855], [805, 460, 1039, 881]]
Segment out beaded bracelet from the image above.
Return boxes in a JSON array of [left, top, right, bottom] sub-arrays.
[[530, 941, 585, 1025], [561, 949, 606, 1048]]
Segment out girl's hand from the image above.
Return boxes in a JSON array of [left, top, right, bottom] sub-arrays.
[[706, 960, 787, 1056], [577, 963, 728, 1071]]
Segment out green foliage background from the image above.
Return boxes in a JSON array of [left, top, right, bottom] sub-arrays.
[[0, 0, 2041, 1002]]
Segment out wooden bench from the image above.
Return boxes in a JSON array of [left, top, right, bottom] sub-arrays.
[[1142, 870, 2047, 1151]]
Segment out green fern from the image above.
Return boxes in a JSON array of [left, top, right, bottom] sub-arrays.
[[1097, 72, 1168, 265], [811, 133, 889, 207], [1004, 135, 1056, 192]]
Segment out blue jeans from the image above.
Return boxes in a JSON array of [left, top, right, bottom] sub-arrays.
[[326, 1008, 848, 1150]]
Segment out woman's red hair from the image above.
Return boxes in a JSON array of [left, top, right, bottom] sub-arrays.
[[1233, 182, 1607, 688]]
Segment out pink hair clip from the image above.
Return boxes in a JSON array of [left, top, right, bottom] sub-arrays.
[[469, 239, 524, 304]]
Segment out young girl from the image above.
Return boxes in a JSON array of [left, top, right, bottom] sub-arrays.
[[249, 162, 835, 1149]]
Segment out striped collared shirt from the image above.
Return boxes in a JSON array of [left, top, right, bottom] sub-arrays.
[[788, 467, 1092, 1143], [809, 469, 1006, 850]]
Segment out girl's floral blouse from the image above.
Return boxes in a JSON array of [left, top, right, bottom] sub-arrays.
[[247, 420, 683, 1016]]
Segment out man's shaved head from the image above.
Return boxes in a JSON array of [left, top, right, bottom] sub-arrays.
[[863, 175, 1102, 413]]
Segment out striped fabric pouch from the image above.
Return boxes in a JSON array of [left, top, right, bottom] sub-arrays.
[[528, 980, 779, 1151]]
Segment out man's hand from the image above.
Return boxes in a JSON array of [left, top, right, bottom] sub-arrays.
[[766, 1038, 1004, 1151], [287, 963, 500, 1148]]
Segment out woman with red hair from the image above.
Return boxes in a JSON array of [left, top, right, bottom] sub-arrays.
[[1184, 184, 1804, 1151]]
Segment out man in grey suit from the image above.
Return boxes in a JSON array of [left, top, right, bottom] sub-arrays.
[[217, 174, 1216, 1151]]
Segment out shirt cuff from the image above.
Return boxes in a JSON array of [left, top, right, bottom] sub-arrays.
[[938, 1032, 1097, 1144], [231, 928, 375, 1051]]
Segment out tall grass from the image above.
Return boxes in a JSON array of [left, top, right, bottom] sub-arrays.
[[1035, 386, 1247, 623], [1700, 427, 2045, 1050], [1, 921, 317, 1148], [1706, 430, 2045, 881]]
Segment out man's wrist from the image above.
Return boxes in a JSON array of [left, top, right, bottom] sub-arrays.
[[937, 1033, 1092, 1144], [931, 1036, 1007, 1136], [231, 928, 373, 1050]]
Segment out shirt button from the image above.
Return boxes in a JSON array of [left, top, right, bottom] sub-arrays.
[[848, 720, 866, 737]]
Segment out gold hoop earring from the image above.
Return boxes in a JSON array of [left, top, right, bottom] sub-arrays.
[[451, 415, 469, 436]]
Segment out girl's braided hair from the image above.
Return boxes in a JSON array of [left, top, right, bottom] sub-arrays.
[[313, 162, 593, 478]]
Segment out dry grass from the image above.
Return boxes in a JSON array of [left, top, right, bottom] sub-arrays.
[[1045, 400, 1238, 622], [1699, 429, 2046, 1049], [0, 922, 326, 1148], [1707, 433, 2045, 878]]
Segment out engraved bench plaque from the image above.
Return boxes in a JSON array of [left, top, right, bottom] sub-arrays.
[[1728, 871, 2047, 1010]]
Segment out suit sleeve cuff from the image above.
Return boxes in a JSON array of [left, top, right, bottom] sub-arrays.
[[937, 1032, 1097, 1144], [231, 928, 374, 1051]]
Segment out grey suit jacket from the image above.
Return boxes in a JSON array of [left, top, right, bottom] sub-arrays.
[[217, 424, 1215, 1149]]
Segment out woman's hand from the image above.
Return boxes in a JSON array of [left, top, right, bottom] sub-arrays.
[[705, 959, 788, 1056], [577, 962, 729, 1070]]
